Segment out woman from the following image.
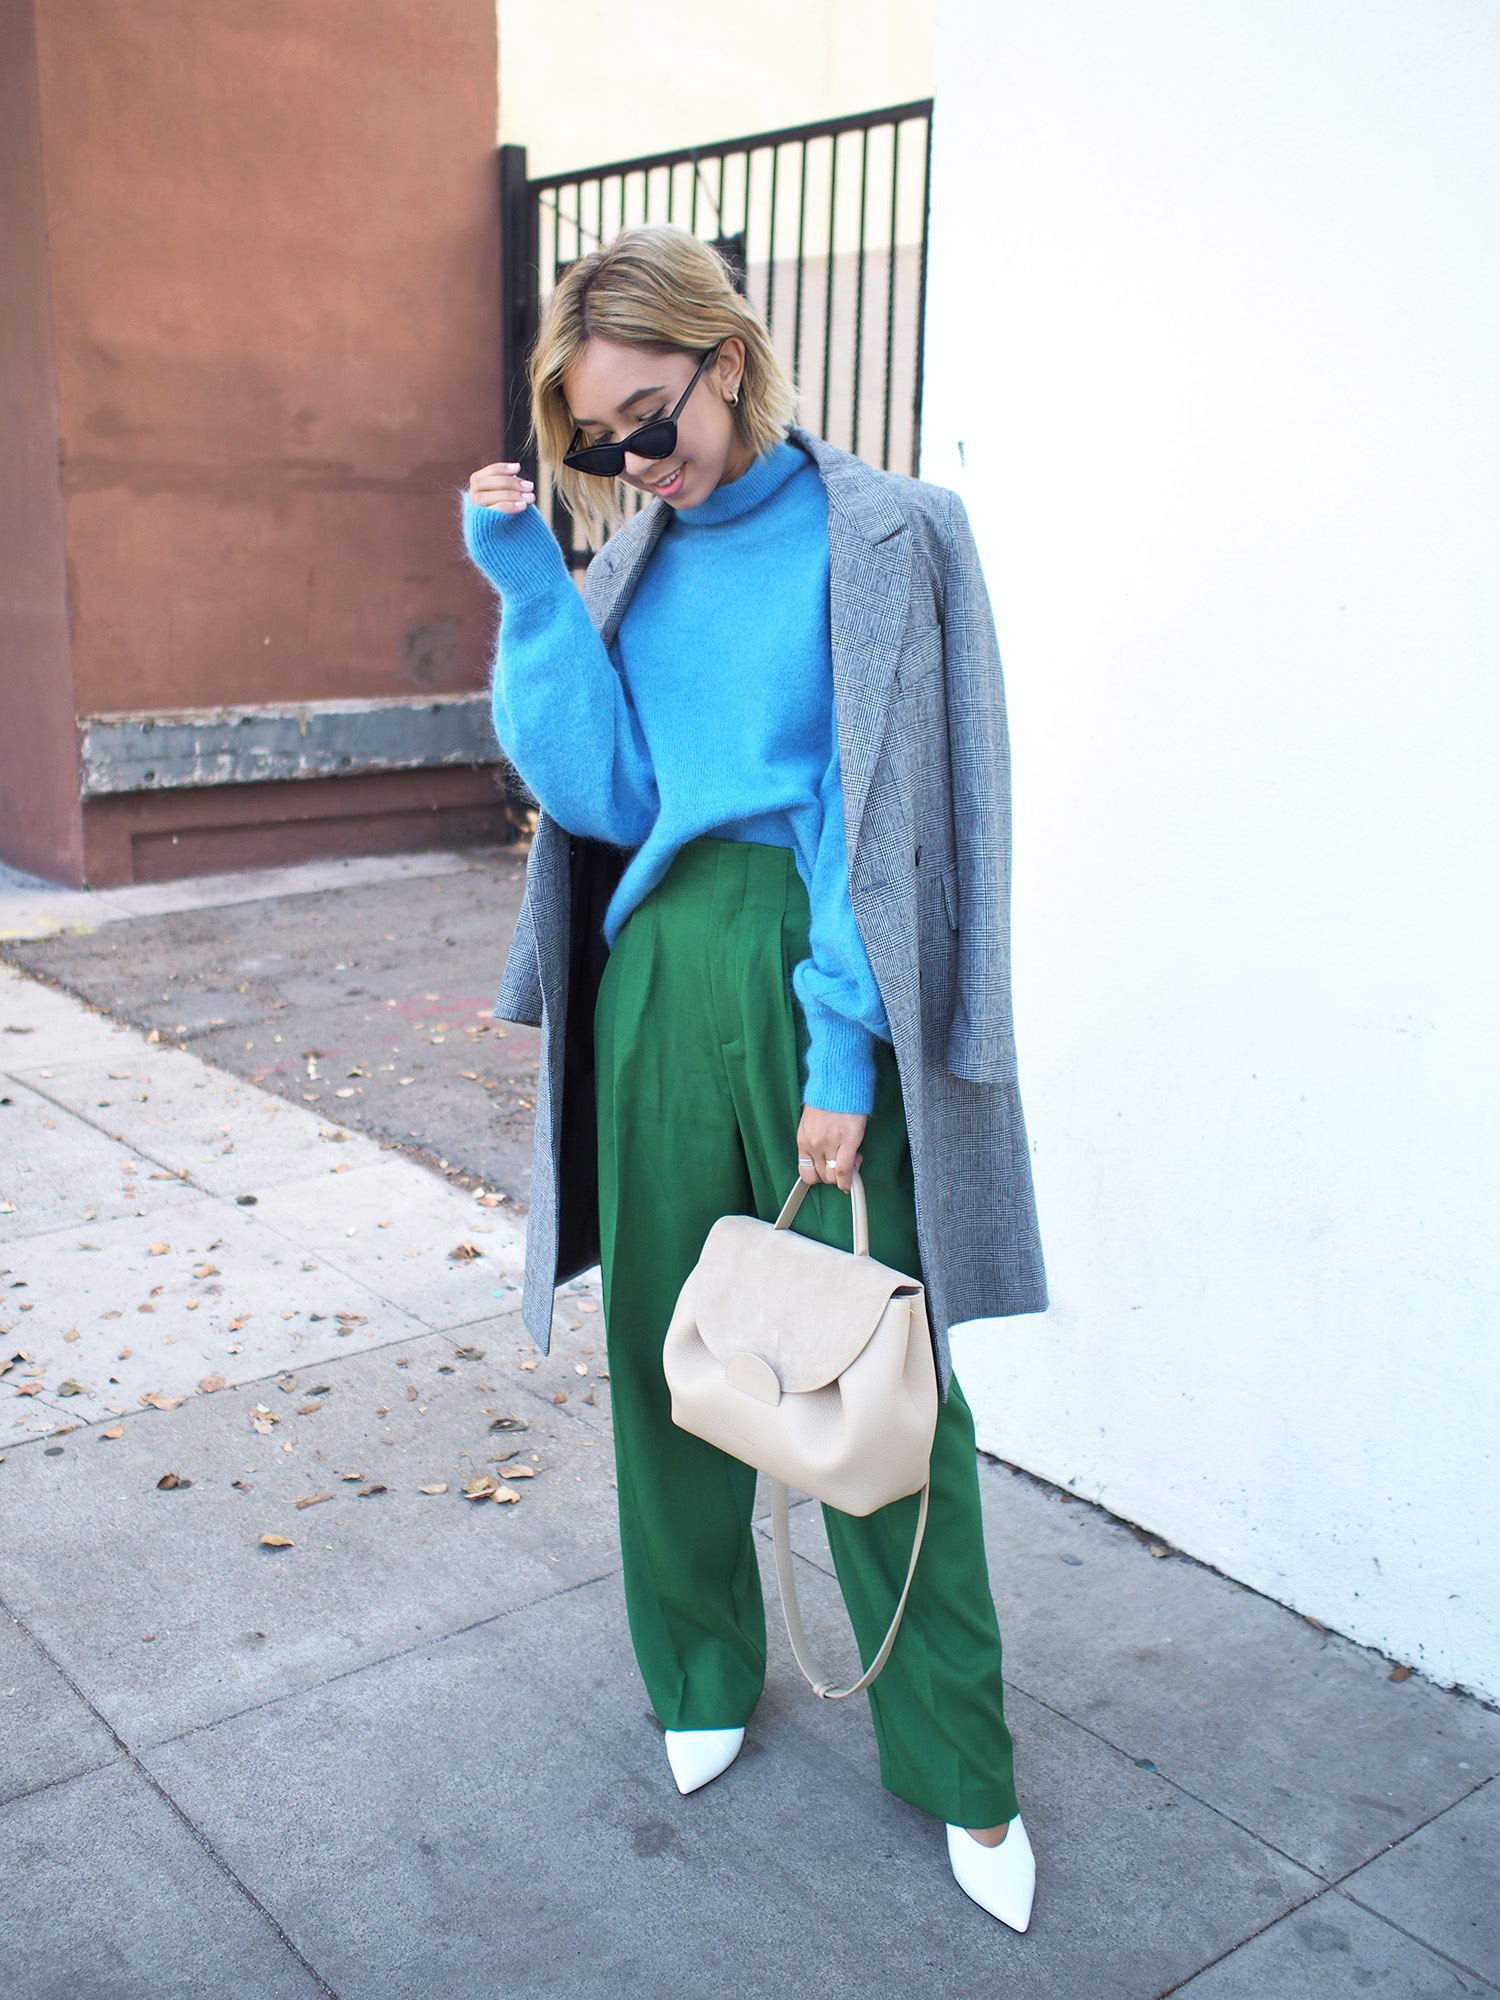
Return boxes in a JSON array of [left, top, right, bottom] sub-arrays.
[[464, 225, 1046, 1932]]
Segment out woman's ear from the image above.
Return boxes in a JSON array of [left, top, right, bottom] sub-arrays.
[[715, 336, 747, 404]]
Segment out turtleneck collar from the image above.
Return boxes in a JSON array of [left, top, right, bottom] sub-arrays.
[[668, 436, 807, 530]]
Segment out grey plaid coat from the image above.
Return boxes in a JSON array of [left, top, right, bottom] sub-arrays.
[[494, 429, 1046, 1385]]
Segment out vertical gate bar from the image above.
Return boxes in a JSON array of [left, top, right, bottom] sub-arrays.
[[619, 170, 627, 236], [765, 143, 780, 335], [690, 153, 699, 232], [882, 121, 900, 471], [499, 144, 539, 482], [909, 112, 934, 477], [793, 141, 809, 393], [666, 161, 675, 223], [718, 151, 726, 240], [740, 148, 754, 313], [596, 175, 604, 251], [820, 132, 840, 443], [850, 125, 870, 458]]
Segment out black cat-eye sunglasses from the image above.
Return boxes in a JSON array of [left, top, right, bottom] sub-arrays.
[[562, 346, 720, 477]]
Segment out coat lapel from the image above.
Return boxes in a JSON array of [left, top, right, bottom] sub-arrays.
[[792, 430, 912, 863], [582, 500, 670, 646]]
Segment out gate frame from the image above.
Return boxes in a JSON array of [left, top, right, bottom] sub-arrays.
[[498, 101, 934, 536]]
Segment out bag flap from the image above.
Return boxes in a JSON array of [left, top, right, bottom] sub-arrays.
[[690, 1215, 922, 1394]]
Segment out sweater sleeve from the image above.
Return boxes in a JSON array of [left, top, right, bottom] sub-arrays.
[[462, 497, 657, 845], [790, 749, 890, 1117]]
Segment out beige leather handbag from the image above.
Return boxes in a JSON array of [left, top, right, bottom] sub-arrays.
[[662, 1169, 938, 1699]]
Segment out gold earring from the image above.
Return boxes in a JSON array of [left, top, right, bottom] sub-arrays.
[[729, 388, 740, 406]]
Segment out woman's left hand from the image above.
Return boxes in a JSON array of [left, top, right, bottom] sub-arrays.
[[797, 1107, 867, 1193]]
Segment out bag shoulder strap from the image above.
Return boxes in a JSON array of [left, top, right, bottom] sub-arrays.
[[769, 1479, 929, 1701]]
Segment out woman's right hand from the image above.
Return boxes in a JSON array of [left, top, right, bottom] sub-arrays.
[[468, 462, 535, 513]]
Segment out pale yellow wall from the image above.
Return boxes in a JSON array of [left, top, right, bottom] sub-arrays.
[[497, 0, 936, 175]]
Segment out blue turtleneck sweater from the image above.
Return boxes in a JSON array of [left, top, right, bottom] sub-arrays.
[[461, 439, 888, 1113]]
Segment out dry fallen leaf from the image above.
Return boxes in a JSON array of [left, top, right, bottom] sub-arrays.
[[293, 1493, 332, 1509], [252, 1419, 275, 1436], [1389, 1663, 1414, 1682], [148, 1242, 170, 1256], [492, 1484, 521, 1504], [100, 1426, 124, 1440], [297, 1401, 323, 1415], [463, 1473, 499, 1499], [341, 1471, 364, 1482], [198, 1374, 225, 1394], [232, 1478, 253, 1492], [335, 1312, 366, 1326], [140, 1391, 187, 1411], [453, 1345, 485, 1361], [193, 1263, 219, 1279], [577, 1302, 599, 1314], [573, 1363, 588, 1376], [137, 1303, 154, 1315], [56, 1379, 85, 1396], [553, 1392, 568, 1405], [406, 1385, 418, 1402], [157, 1472, 191, 1490], [64, 1330, 80, 1343], [418, 1483, 448, 1495], [448, 1242, 481, 1263], [488, 1415, 528, 1433], [520, 1360, 539, 1372], [259, 1533, 294, 1548], [357, 1484, 386, 1498], [228, 1316, 249, 1331], [498, 1463, 536, 1479]]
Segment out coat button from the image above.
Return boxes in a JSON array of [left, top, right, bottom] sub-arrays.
[[915, 846, 922, 867]]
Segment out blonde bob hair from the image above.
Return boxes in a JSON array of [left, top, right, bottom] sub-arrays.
[[530, 225, 798, 547]]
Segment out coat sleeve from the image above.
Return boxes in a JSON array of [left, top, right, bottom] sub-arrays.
[[939, 489, 1018, 1085]]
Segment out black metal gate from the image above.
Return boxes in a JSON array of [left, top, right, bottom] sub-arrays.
[[500, 100, 933, 568]]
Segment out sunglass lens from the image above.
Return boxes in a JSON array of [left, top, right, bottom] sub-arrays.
[[627, 421, 677, 461], [563, 444, 625, 475]]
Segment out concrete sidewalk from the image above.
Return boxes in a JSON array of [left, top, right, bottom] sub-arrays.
[[3, 941, 1498, 1997], [2, 847, 537, 1205]]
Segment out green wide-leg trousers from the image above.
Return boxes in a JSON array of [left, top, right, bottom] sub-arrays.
[[594, 837, 1018, 1829]]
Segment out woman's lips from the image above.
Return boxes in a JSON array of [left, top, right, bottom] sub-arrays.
[[651, 465, 686, 497]]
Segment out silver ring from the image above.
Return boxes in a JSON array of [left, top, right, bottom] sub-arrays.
[[824, 1159, 838, 1170], [797, 1155, 815, 1168]]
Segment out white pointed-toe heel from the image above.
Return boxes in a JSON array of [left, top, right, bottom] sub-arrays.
[[946, 1815, 1036, 1933], [663, 1726, 745, 1796]]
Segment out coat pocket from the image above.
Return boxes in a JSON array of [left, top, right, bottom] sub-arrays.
[[895, 624, 943, 692], [938, 863, 960, 932]]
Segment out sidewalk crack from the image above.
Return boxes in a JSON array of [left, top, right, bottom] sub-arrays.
[[0, 1589, 344, 1998]]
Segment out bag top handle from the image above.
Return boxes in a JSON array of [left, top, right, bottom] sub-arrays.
[[772, 1167, 870, 1258]]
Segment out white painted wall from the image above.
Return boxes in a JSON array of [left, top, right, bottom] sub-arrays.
[[497, 0, 935, 174], [927, 0, 1500, 1699]]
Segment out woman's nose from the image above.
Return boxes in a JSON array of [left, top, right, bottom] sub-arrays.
[[623, 451, 661, 478]]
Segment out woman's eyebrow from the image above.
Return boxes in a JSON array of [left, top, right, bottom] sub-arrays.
[[571, 384, 668, 429]]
